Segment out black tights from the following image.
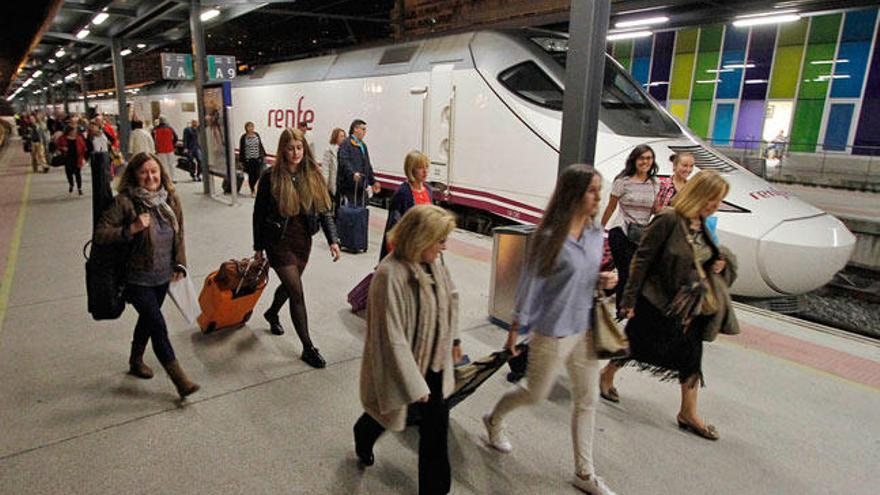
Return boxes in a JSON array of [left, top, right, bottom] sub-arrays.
[[266, 264, 313, 349]]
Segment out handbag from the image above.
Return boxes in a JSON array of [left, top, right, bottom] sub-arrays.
[[590, 290, 630, 359], [263, 214, 289, 244], [214, 257, 270, 296], [83, 239, 128, 320], [665, 229, 718, 326], [625, 222, 646, 245]]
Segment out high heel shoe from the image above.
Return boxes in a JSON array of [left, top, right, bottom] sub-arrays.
[[676, 415, 719, 441], [301, 347, 326, 368], [264, 310, 284, 335]]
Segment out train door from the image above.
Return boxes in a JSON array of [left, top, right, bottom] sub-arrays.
[[426, 64, 455, 198]]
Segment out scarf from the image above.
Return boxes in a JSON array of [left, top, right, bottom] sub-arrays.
[[131, 187, 179, 233], [350, 135, 366, 155]]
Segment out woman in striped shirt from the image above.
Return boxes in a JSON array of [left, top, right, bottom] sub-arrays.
[[653, 152, 694, 211]]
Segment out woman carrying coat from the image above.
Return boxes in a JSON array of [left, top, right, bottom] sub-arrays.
[[379, 150, 433, 260], [483, 165, 619, 495], [322, 127, 346, 202], [239, 121, 268, 196], [600, 171, 733, 441], [94, 152, 200, 399], [354, 204, 462, 495], [253, 128, 340, 368], [55, 125, 87, 195]]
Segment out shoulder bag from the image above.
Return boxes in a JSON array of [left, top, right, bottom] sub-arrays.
[[665, 228, 718, 328], [590, 290, 630, 359]]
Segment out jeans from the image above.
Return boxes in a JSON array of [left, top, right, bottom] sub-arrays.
[[608, 226, 637, 310], [125, 283, 176, 365], [354, 370, 451, 495], [243, 158, 264, 191], [64, 161, 82, 191], [489, 332, 600, 477]]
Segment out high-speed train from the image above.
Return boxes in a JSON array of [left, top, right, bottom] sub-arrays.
[[74, 29, 854, 298]]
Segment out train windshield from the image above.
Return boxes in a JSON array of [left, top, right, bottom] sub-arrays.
[[530, 36, 683, 137]]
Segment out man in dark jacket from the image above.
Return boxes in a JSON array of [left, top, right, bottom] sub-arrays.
[[336, 119, 381, 205], [182, 119, 203, 181]]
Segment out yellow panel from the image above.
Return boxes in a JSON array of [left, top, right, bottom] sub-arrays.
[[670, 103, 688, 124]]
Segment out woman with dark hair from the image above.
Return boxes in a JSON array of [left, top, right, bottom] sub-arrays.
[[55, 125, 87, 195], [379, 150, 433, 260], [600, 144, 659, 308], [322, 127, 346, 201], [94, 152, 199, 399], [239, 121, 267, 196], [253, 128, 340, 368], [483, 165, 619, 495], [600, 171, 733, 440]]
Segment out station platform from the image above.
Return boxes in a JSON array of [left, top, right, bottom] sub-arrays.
[[0, 142, 878, 495]]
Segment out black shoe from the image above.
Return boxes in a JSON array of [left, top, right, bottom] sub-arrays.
[[78, 189, 83, 196], [353, 424, 375, 467], [69, 185, 73, 193], [301, 347, 326, 368], [264, 311, 284, 335]]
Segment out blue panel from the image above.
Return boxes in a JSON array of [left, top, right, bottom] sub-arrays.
[[712, 103, 736, 145], [632, 37, 653, 86], [840, 8, 878, 42], [832, 42, 872, 98], [824, 104, 855, 151], [716, 26, 749, 99], [742, 26, 776, 100]]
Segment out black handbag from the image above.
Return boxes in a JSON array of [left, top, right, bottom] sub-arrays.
[[626, 222, 646, 244], [263, 215, 289, 244], [306, 212, 320, 236], [83, 240, 128, 320]]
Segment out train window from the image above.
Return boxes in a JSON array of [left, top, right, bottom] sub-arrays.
[[497, 62, 563, 111], [379, 46, 419, 65]]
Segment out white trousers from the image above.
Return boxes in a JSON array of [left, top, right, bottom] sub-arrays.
[[158, 152, 175, 181], [490, 331, 600, 477]]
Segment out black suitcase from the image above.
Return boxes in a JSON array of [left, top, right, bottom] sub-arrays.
[[222, 172, 245, 194], [177, 155, 196, 175], [336, 188, 369, 252]]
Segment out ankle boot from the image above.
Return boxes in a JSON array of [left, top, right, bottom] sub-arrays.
[[264, 310, 284, 335], [128, 343, 154, 379], [162, 360, 200, 398]]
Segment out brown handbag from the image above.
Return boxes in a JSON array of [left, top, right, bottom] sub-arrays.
[[214, 257, 269, 296], [591, 291, 630, 359], [666, 229, 718, 327]]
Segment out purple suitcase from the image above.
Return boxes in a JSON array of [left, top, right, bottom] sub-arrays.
[[347, 272, 374, 312]]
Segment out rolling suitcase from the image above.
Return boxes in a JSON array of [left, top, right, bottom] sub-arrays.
[[197, 258, 269, 333], [336, 186, 369, 252]]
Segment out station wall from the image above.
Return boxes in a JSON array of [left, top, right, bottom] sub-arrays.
[[610, 7, 880, 156]]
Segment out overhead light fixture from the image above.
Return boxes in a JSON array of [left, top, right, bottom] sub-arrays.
[[744, 79, 769, 84], [55, 49, 66, 58], [76, 28, 90, 40], [92, 12, 109, 25], [200, 8, 220, 21], [32, 70, 42, 78], [722, 63, 756, 70], [615, 16, 669, 29], [55, 79, 63, 85], [65, 73, 77, 80], [48, 58, 55, 64], [733, 14, 800, 27], [811, 59, 849, 65], [137, 43, 146, 49], [706, 68, 734, 74], [816, 74, 850, 81], [736, 9, 798, 20], [696, 79, 721, 84], [120, 48, 132, 56], [607, 30, 652, 41], [84, 65, 93, 72]]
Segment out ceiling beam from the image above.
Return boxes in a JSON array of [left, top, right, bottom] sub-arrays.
[[256, 8, 392, 24]]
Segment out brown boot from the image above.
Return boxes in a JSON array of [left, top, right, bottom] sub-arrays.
[[162, 360, 200, 398], [128, 343, 154, 379]]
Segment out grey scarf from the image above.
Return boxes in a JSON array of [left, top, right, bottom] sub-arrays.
[[131, 187, 179, 233]]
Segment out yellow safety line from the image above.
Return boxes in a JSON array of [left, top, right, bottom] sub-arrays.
[[0, 171, 32, 338]]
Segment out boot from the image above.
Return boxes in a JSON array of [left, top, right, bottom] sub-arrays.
[[264, 309, 285, 335], [128, 344, 154, 379], [162, 360, 200, 398]]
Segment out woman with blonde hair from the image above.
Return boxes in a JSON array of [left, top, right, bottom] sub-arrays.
[[253, 128, 340, 368], [354, 204, 462, 495], [600, 170, 733, 441], [322, 127, 346, 200], [653, 152, 694, 211], [379, 150, 434, 260]]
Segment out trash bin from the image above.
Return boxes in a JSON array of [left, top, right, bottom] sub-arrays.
[[488, 224, 536, 328]]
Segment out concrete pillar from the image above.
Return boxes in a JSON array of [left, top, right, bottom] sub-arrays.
[[190, 0, 212, 194], [111, 37, 131, 157]]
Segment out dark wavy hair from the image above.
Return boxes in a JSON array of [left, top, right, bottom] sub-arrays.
[[530, 164, 601, 275], [615, 144, 658, 181]]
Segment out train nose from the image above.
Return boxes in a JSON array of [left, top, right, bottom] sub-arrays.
[[757, 214, 855, 294]]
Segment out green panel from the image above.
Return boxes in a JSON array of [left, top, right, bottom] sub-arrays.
[[777, 18, 809, 46], [790, 100, 825, 151], [808, 13, 843, 44], [768, 45, 805, 99], [687, 100, 713, 138], [698, 25, 723, 51], [690, 26, 724, 101], [670, 53, 696, 99], [798, 44, 837, 98], [613, 40, 633, 59], [675, 29, 699, 53], [617, 56, 632, 72]]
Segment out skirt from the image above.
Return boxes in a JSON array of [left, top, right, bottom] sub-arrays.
[[266, 214, 312, 272], [618, 295, 707, 386]]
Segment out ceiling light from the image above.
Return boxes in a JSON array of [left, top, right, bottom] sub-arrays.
[[137, 43, 146, 49], [607, 30, 652, 41], [65, 73, 77, 80], [647, 81, 669, 87], [696, 79, 720, 84], [744, 79, 769, 84], [615, 16, 669, 29], [120, 48, 132, 56], [76, 29, 90, 40], [733, 14, 800, 27], [811, 59, 849, 65], [32, 70, 42, 78], [48, 58, 55, 64], [55, 79, 63, 85], [84, 65, 93, 72], [706, 68, 734, 74], [200, 9, 220, 21], [55, 49, 66, 58], [92, 12, 109, 25], [736, 9, 798, 20], [722, 63, 756, 69]]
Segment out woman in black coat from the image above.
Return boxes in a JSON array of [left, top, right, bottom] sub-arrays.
[[379, 151, 434, 260]]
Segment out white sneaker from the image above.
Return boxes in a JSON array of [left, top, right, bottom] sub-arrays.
[[572, 474, 617, 495], [482, 413, 513, 453]]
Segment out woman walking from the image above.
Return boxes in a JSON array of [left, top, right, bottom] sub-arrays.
[[600, 145, 659, 307], [483, 165, 619, 495], [253, 128, 340, 368], [653, 152, 694, 211], [379, 150, 433, 260], [354, 204, 461, 495], [239, 121, 267, 196], [94, 152, 200, 399], [600, 171, 732, 441], [55, 125, 87, 195], [322, 127, 345, 204]]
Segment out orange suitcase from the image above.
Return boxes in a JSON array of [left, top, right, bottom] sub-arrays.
[[197, 270, 267, 333]]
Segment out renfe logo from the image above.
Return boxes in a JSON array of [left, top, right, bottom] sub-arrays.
[[749, 187, 792, 200], [267, 96, 315, 130]]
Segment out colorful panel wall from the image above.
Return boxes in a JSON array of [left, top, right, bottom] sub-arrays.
[[605, 7, 880, 155]]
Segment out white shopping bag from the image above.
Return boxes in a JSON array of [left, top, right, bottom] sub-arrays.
[[168, 273, 200, 325]]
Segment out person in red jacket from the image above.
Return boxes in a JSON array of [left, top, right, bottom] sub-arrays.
[[151, 116, 179, 182], [55, 125, 87, 195]]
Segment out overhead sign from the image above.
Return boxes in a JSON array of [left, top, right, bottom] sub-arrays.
[[161, 53, 194, 80], [160, 53, 236, 81]]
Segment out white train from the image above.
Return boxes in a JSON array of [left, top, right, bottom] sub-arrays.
[[76, 29, 854, 298]]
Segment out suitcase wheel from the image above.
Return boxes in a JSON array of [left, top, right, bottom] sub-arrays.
[[205, 322, 217, 334], [241, 310, 253, 324]]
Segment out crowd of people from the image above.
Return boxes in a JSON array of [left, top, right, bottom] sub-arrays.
[[34, 109, 737, 495]]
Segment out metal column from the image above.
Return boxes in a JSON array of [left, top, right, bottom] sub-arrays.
[[63, 83, 70, 116], [110, 37, 131, 157], [78, 65, 89, 118], [557, 0, 611, 175], [190, 0, 212, 195]]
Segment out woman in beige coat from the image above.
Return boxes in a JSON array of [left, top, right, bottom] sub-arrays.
[[354, 204, 461, 495]]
